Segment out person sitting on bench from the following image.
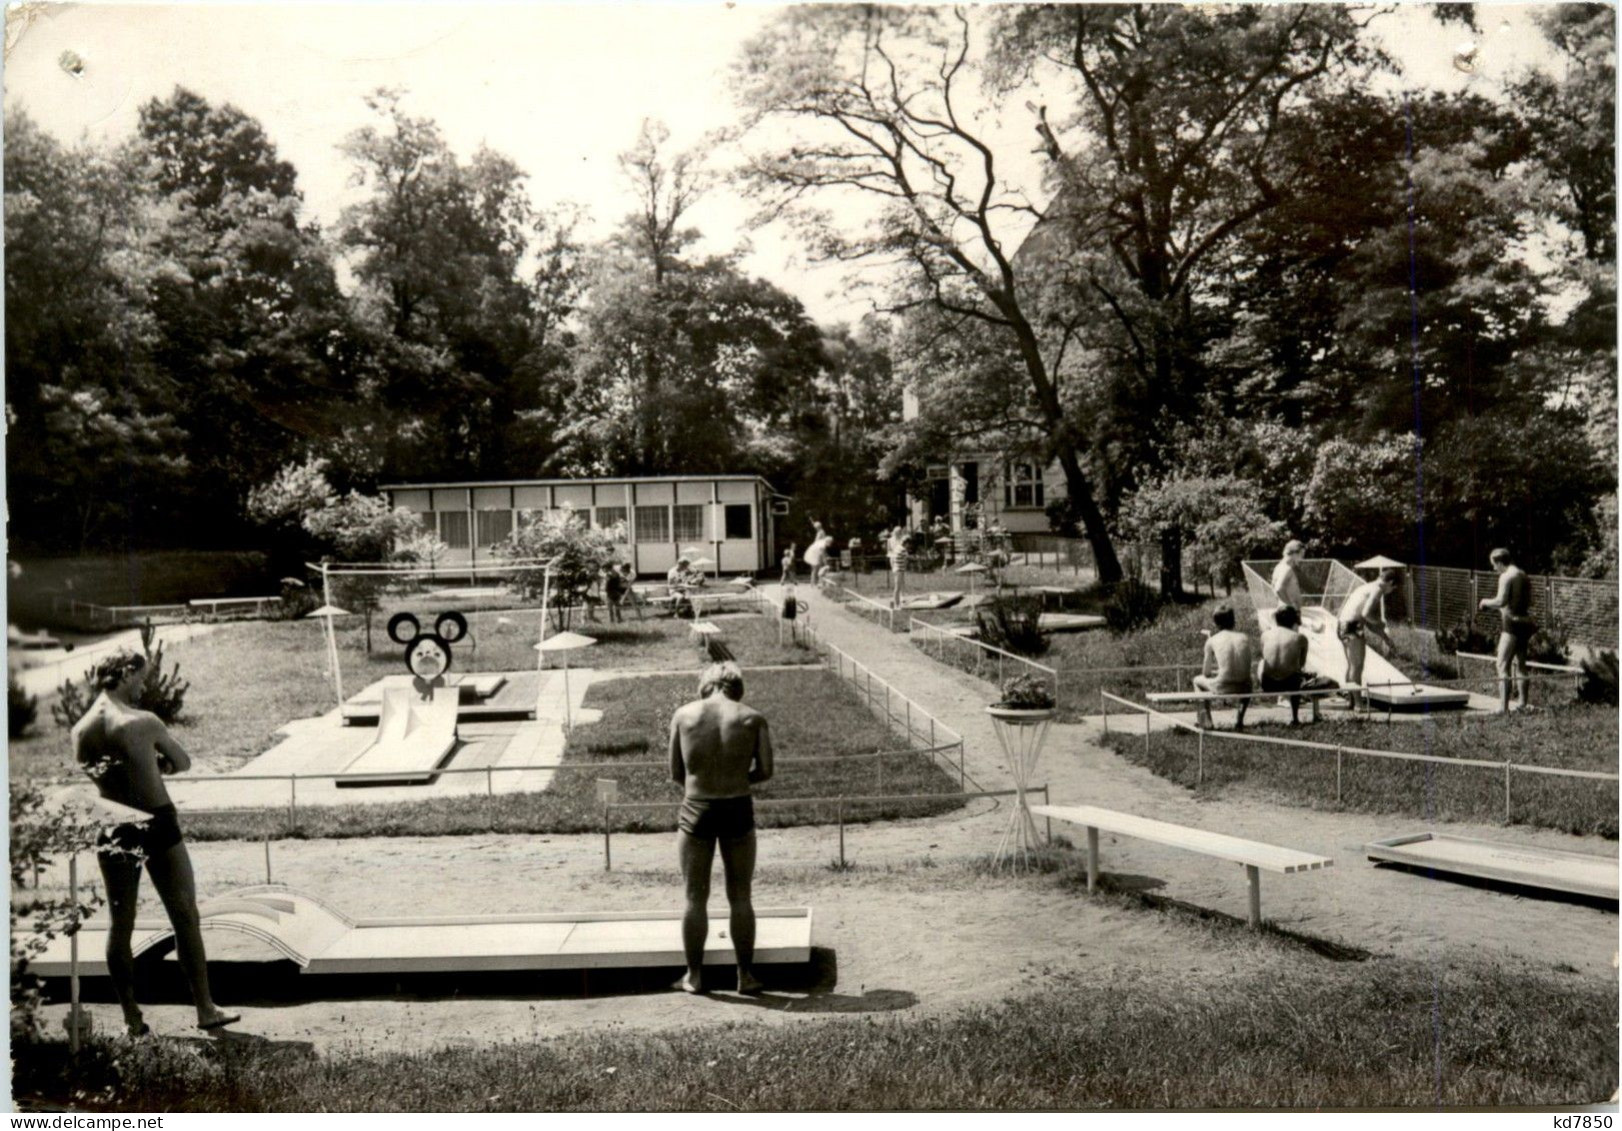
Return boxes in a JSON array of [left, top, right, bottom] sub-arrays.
[[666, 558, 706, 618], [1259, 604, 1338, 724], [1191, 604, 1258, 729]]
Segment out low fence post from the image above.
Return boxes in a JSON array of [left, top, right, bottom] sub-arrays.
[[1504, 762, 1512, 823], [603, 808, 613, 872], [1041, 785, 1052, 844], [1101, 690, 1109, 734], [1144, 709, 1152, 756], [958, 741, 965, 790], [837, 800, 846, 867], [1197, 729, 1205, 787], [1336, 748, 1344, 804], [906, 700, 913, 743], [288, 773, 298, 830], [486, 766, 494, 796]]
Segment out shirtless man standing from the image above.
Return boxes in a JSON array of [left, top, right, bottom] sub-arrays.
[[1336, 567, 1402, 710], [72, 650, 239, 1036], [668, 662, 775, 995], [1191, 604, 1258, 729], [1270, 540, 1306, 609], [1478, 547, 1535, 714]]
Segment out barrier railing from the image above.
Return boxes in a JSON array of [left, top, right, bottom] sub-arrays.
[[908, 618, 1059, 702], [830, 586, 899, 632], [790, 618, 972, 792], [1098, 691, 1617, 823], [601, 785, 1046, 870]]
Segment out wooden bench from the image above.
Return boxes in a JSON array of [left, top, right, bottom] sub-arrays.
[[1030, 804, 1333, 927], [1146, 687, 1342, 728], [189, 596, 282, 620], [688, 621, 734, 662]]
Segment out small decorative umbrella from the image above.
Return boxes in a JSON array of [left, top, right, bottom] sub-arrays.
[[306, 605, 353, 711], [535, 631, 596, 727], [956, 560, 988, 593]]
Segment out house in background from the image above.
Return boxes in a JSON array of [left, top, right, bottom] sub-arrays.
[[900, 388, 1066, 537], [381, 475, 783, 576]]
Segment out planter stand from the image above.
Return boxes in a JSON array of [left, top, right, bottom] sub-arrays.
[[986, 705, 1055, 869]]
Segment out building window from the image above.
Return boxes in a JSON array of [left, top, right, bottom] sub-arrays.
[[635, 505, 670, 543], [1004, 462, 1045, 509], [438, 511, 470, 550], [595, 506, 628, 540], [723, 504, 753, 540], [475, 509, 513, 548], [571, 508, 592, 529], [673, 504, 705, 543]]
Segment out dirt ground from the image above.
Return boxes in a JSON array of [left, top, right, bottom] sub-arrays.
[[38, 588, 1620, 1056]]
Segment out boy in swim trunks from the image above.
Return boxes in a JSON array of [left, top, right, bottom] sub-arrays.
[[72, 650, 239, 1037], [1336, 567, 1402, 711], [1478, 547, 1535, 714], [669, 661, 775, 995], [1191, 604, 1259, 728]]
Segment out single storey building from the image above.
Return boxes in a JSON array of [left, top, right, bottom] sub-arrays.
[[380, 475, 783, 577]]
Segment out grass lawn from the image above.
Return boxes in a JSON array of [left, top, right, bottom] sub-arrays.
[[174, 668, 964, 841], [1101, 704, 1619, 838], [13, 879, 1613, 1111], [9, 609, 816, 785]]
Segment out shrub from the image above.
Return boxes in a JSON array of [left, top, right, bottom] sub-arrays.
[[271, 576, 319, 621], [1577, 650, 1618, 706], [1434, 619, 1494, 657], [1103, 577, 1164, 635], [10, 784, 106, 1042], [9, 672, 37, 739], [976, 596, 1048, 658], [51, 623, 189, 729]]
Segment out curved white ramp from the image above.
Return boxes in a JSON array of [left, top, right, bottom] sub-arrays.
[[25, 885, 813, 977], [341, 687, 460, 784]]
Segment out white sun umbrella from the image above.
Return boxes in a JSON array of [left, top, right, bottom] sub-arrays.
[[306, 605, 353, 712], [535, 631, 596, 727], [956, 560, 988, 593]]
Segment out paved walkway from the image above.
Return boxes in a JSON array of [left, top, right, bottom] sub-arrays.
[[10, 622, 224, 698]]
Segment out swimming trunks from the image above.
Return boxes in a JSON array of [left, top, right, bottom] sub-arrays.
[[677, 795, 755, 841], [96, 803, 183, 860], [1337, 621, 1364, 641]]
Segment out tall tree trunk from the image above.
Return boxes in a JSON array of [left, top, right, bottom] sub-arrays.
[[1159, 527, 1184, 599], [1055, 448, 1123, 584]]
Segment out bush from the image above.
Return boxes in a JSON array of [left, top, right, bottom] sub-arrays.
[[10, 785, 106, 1042], [1437, 618, 1570, 666], [1434, 619, 1494, 657], [976, 596, 1048, 658], [51, 623, 189, 729], [1103, 578, 1164, 635], [270, 576, 319, 621], [1577, 650, 1618, 706], [9, 671, 37, 739]]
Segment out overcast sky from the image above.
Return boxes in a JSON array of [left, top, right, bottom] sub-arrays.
[[4, 3, 1564, 327]]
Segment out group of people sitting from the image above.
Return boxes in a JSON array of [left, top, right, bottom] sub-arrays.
[[1191, 547, 1412, 727]]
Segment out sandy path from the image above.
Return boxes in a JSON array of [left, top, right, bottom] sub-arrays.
[[41, 587, 1618, 1051]]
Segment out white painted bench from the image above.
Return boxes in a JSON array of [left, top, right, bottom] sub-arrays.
[[189, 595, 282, 620], [1030, 804, 1333, 927], [1146, 687, 1341, 728]]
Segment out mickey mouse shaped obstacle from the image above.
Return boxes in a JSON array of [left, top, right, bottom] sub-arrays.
[[388, 611, 469, 701]]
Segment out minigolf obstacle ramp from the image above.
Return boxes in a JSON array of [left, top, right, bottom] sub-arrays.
[[1242, 559, 1469, 710], [28, 885, 814, 977], [339, 686, 460, 785]]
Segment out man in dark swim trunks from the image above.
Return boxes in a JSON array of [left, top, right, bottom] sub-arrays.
[[668, 661, 774, 995], [72, 649, 239, 1037], [1479, 547, 1536, 714]]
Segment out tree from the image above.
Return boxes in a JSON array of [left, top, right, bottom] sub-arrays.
[[1119, 473, 1286, 595], [337, 89, 562, 480], [4, 111, 190, 551], [496, 511, 621, 631], [734, 7, 1126, 580], [137, 89, 363, 541]]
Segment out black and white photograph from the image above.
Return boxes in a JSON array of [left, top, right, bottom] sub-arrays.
[[4, 0, 1617, 1114]]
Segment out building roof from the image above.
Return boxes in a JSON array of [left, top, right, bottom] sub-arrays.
[[381, 474, 779, 492]]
